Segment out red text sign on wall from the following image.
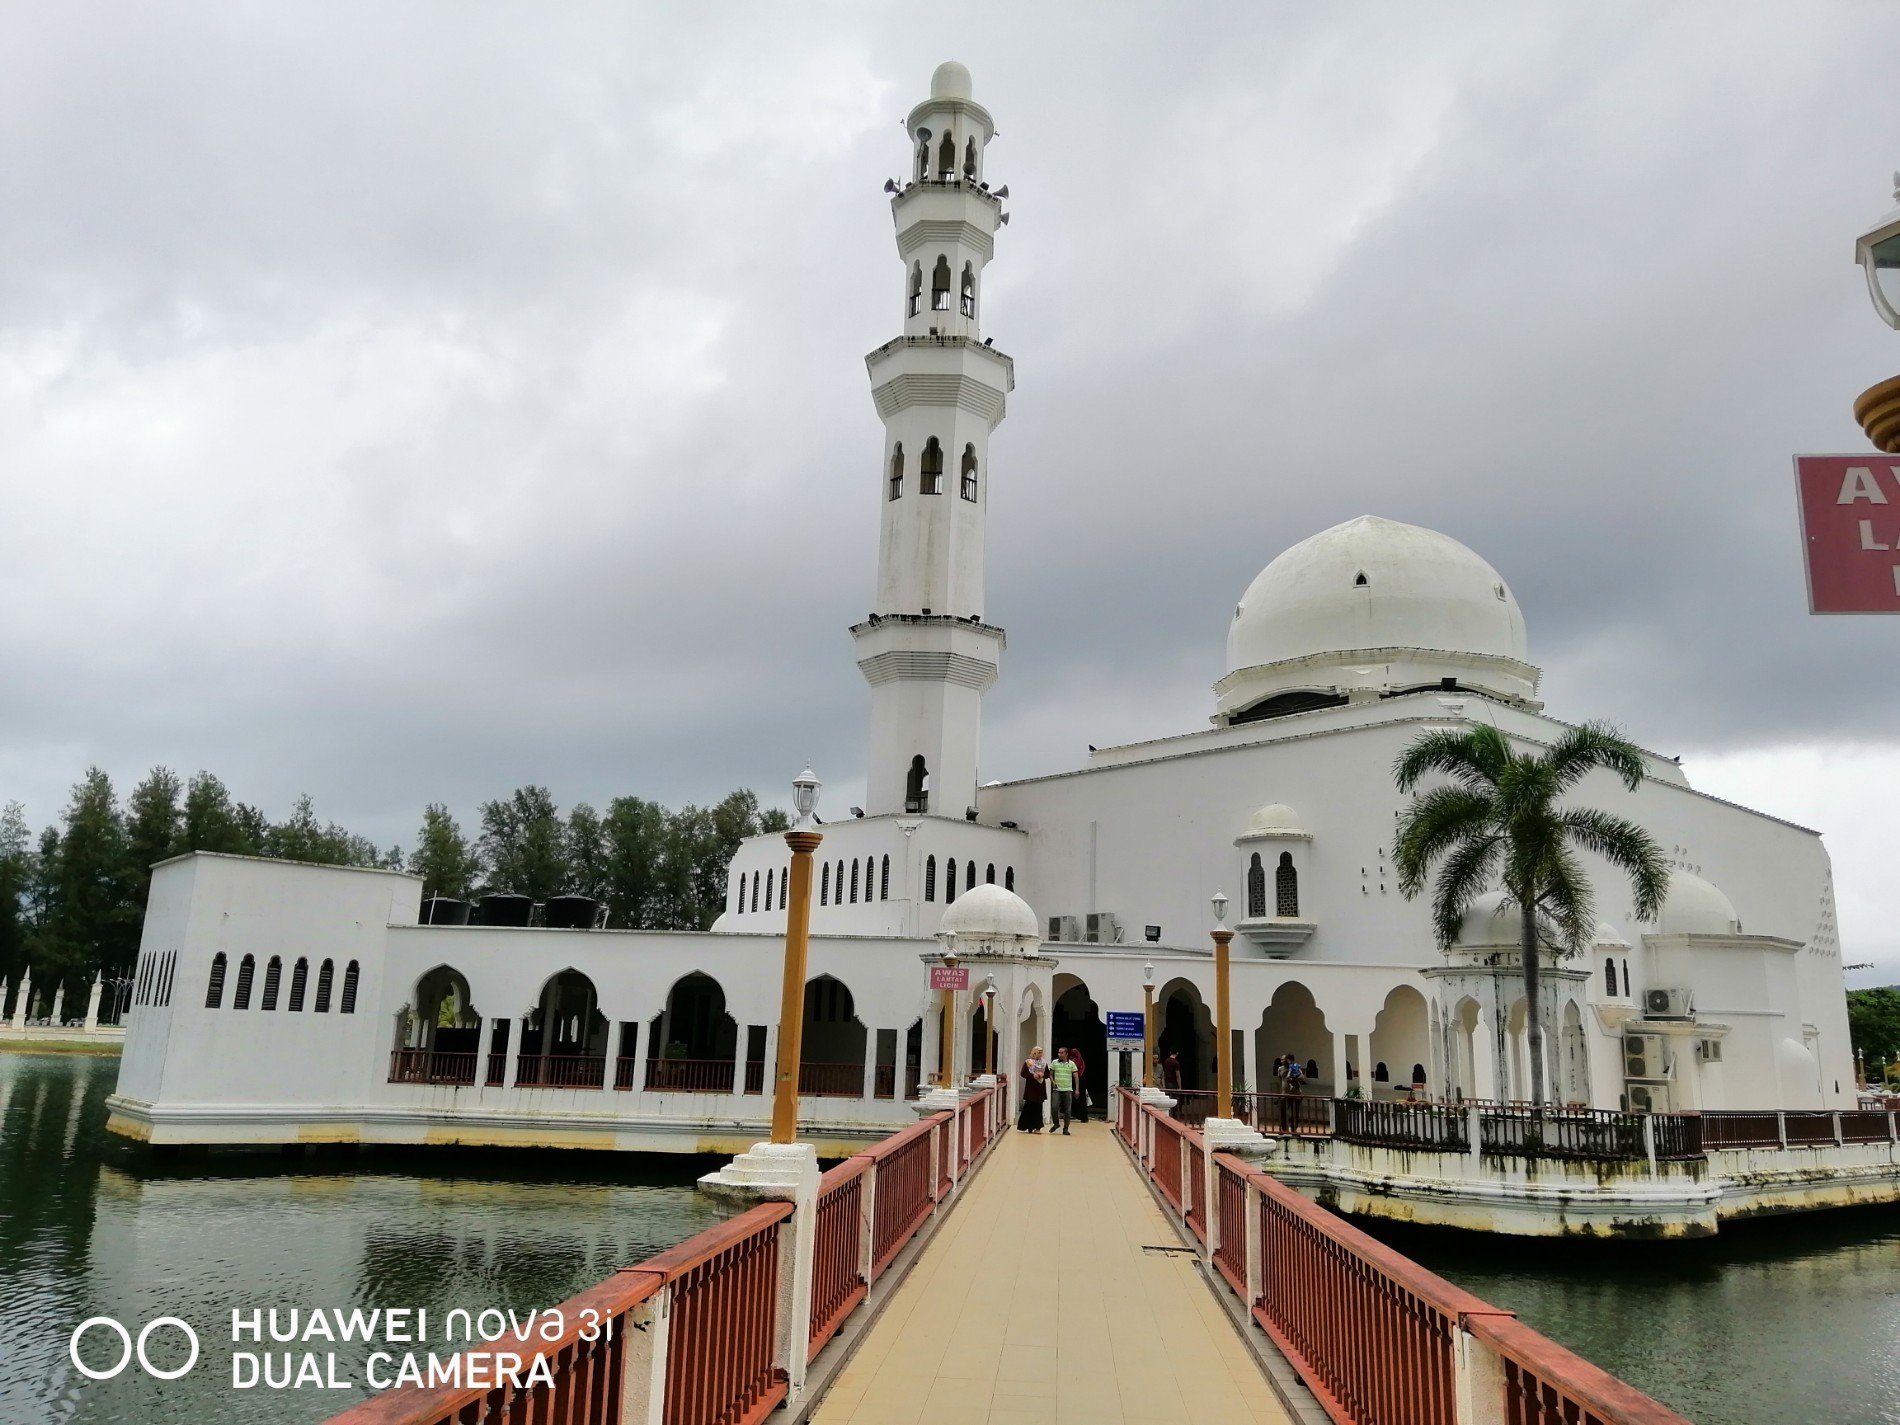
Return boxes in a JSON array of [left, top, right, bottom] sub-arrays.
[[929, 965, 969, 991], [1795, 455, 1900, 613]]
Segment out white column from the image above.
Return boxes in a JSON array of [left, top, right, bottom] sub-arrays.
[[83, 975, 103, 1033], [10, 971, 30, 1030], [698, 1143, 820, 1402]]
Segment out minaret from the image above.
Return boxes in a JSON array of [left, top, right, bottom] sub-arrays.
[[853, 61, 1014, 819]]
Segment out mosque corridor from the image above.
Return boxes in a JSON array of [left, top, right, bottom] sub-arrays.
[[807, 1117, 1292, 1425]]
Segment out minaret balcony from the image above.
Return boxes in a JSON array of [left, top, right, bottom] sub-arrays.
[[1236, 917, 1318, 953]]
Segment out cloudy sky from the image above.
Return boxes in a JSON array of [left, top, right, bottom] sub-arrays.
[[2, 4, 1897, 979]]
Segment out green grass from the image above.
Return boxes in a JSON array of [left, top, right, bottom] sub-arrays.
[[0, 1038, 123, 1056]]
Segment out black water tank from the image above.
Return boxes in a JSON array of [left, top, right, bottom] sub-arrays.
[[420, 897, 471, 926], [544, 895, 599, 930], [477, 894, 533, 927]]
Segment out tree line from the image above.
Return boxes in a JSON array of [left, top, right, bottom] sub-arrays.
[[0, 767, 788, 1012]]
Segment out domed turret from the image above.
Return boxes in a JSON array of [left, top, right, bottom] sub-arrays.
[[1655, 872, 1741, 937], [1215, 516, 1540, 723], [937, 883, 1041, 956], [931, 60, 972, 99], [1452, 892, 1519, 949]]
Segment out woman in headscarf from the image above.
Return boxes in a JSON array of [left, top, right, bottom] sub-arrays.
[[1017, 1044, 1048, 1133]]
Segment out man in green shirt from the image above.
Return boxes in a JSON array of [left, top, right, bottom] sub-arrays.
[[1049, 1048, 1077, 1135]]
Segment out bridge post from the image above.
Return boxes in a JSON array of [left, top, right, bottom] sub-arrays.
[[618, 1286, 670, 1425], [1832, 1111, 1844, 1147], [1467, 1104, 1483, 1169], [857, 1157, 879, 1287], [1243, 1176, 1263, 1309], [1454, 1326, 1509, 1425], [1641, 1114, 1657, 1174]]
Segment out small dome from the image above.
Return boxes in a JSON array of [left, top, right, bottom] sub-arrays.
[[938, 883, 1039, 949], [930, 61, 973, 100], [1593, 921, 1630, 948], [1242, 803, 1307, 837], [1452, 892, 1518, 948], [1655, 872, 1740, 937], [1218, 517, 1537, 720]]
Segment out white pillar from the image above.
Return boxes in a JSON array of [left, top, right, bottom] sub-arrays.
[[698, 1143, 820, 1402], [11, 971, 31, 1029], [83, 975, 103, 1033], [48, 984, 65, 1028]]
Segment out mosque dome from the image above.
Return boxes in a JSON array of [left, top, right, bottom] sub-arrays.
[[930, 61, 973, 100], [1215, 516, 1539, 722], [1451, 892, 1519, 949], [1240, 803, 1308, 839], [937, 883, 1040, 953], [1655, 872, 1742, 937]]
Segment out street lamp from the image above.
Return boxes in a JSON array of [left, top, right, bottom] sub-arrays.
[[1142, 959, 1157, 1088], [770, 768, 824, 1144], [1853, 176, 1900, 452], [983, 971, 997, 1078], [936, 948, 960, 1087], [1210, 891, 1234, 1121]]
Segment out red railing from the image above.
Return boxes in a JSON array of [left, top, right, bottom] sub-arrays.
[[745, 1058, 765, 1094], [614, 1056, 638, 1090], [873, 1063, 896, 1098], [799, 1061, 864, 1097], [1153, 1112, 1184, 1211], [809, 1161, 868, 1354], [514, 1054, 606, 1089], [1173, 1089, 1332, 1135], [867, 1117, 937, 1276], [387, 1050, 478, 1086], [654, 1202, 791, 1425], [1784, 1111, 1840, 1144], [1185, 1128, 1208, 1242], [1840, 1110, 1895, 1143], [645, 1058, 736, 1093], [1473, 1313, 1694, 1425], [484, 1052, 505, 1087], [1213, 1157, 1247, 1293]]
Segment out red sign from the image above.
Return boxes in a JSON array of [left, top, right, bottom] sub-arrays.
[[929, 966, 969, 991], [1795, 455, 1900, 613]]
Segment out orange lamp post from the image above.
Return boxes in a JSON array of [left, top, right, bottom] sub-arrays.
[[983, 972, 997, 1078], [1211, 891, 1233, 1121], [1142, 959, 1157, 1088], [769, 768, 823, 1145]]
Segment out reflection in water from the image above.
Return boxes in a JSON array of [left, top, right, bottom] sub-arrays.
[[0, 1053, 732, 1424], [1361, 1208, 1900, 1425]]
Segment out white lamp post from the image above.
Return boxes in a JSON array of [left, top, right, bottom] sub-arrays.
[[1853, 176, 1900, 452]]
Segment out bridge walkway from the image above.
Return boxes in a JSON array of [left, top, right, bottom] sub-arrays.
[[808, 1114, 1291, 1425]]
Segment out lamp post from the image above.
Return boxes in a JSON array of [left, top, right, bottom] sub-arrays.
[[1142, 960, 1157, 1088], [936, 949, 960, 1087], [769, 768, 824, 1145], [983, 972, 997, 1078], [1211, 891, 1233, 1121], [1853, 176, 1900, 451]]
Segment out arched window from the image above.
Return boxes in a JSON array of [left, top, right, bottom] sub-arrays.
[[1411, 1063, 1427, 1086], [1605, 958, 1618, 996], [766, 868, 775, 910], [960, 445, 978, 501], [916, 136, 929, 181], [135, 956, 147, 1005], [781, 871, 788, 910], [162, 951, 176, 1005], [233, 954, 255, 1010], [880, 855, 891, 900], [931, 255, 951, 311], [925, 855, 937, 902], [907, 263, 922, 317], [984, 863, 995, 884], [261, 955, 282, 1011], [315, 959, 334, 1013], [821, 863, 830, 906], [734, 878, 744, 912], [920, 439, 943, 494], [1354, 571, 1369, 587], [340, 960, 360, 1014], [945, 858, 958, 903], [1004, 866, 1014, 891], [1247, 853, 1266, 918], [960, 262, 975, 318], [755, 871, 764, 913], [850, 860, 860, 903], [966, 861, 976, 894], [963, 136, 977, 180], [1622, 958, 1629, 995], [205, 952, 228, 1009], [288, 957, 309, 1012], [1305, 1058, 1319, 1080], [889, 443, 904, 500], [1276, 853, 1299, 917], [937, 131, 955, 180], [906, 753, 931, 811], [1374, 1062, 1390, 1082]]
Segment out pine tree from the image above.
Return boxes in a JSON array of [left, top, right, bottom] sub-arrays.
[[183, 772, 257, 855], [477, 787, 568, 902], [124, 767, 184, 912], [602, 796, 668, 928], [411, 804, 480, 900], [47, 768, 137, 985], [0, 803, 34, 993], [566, 803, 609, 903]]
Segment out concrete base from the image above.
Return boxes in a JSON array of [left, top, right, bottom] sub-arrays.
[[698, 1140, 820, 1206], [970, 1073, 999, 1090], [1201, 1116, 1276, 1158], [1137, 1087, 1177, 1112], [913, 1086, 963, 1117]]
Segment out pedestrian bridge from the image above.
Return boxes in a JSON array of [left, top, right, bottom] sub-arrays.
[[327, 1087, 1693, 1425]]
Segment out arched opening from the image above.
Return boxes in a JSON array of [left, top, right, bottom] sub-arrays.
[[937, 132, 955, 180], [1052, 975, 1108, 1118], [340, 961, 360, 1014], [820, 863, 830, 906], [960, 444, 978, 501], [800, 975, 868, 1096], [915, 136, 929, 182], [394, 965, 482, 1085], [647, 972, 737, 1092], [205, 952, 227, 1009], [945, 858, 959, 903], [907, 262, 923, 317], [1276, 853, 1299, 917], [906, 754, 930, 812], [920, 438, 943, 494], [1505, 997, 1544, 1104], [849, 860, 860, 903], [1157, 978, 1213, 1100], [260, 955, 283, 1011], [750, 871, 760, 913], [905, 1018, 923, 1099], [1604, 958, 1618, 997], [889, 443, 904, 500], [1562, 1000, 1590, 1106], [1367, 985, 1430, 1100], [519, 969, 608, 1089], [1450, 996, 1489, 1102], [963, 135, 977, 180], [924, 855, 937, 901], [1004, 866, 1014, 891], [314, 958, 335, 1013], [766, 868, 775, 910], [781, 871, 788, 910], [931, 254, 951, 311], [968, 997, 998, 1078], [965, 861, 976, 895], [1256, 981, 1334, 1103], [288, 957, 309, 1011], [1247, 853, 1266, 918], [880, 855, 890, 900], [960, 262, 975, 318], [1354, 571, 1369, 587], [985, 863, 995, 885]]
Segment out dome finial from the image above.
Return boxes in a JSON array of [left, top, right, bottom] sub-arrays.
[[931, 60, 972, 100]]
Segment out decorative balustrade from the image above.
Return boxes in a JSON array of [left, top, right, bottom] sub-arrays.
[[327, 1085, 1005, 1425], [386, 1050, 478, 1087], [1172, 1089, 1331, 1135], [798, 1061, 865, 1097], [645, 1057, 736, 1093], [1703, 1108, 1898, 1149], [514, 1054, 607, 1090], [1335, 1098, 1468, 1152], [1118, 1089, 1694, 1425]]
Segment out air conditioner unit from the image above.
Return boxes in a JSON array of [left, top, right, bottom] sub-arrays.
[[1696, 1038, 1723, 1064], [1624, 1032, 1666, 1080], [1086, 912, 1123, 944], [1048, 915, 1081, 942], [1644, 987, 1693, 1019], [1626, 1082, 1672, 1114]]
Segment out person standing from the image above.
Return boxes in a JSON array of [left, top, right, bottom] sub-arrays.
[[1017, 1046, 1048, 1133], [1069, 1045, 1089, 1124], [1161, 1051, 1182, 1095], [1280, 1050, 1304, 1132], [1048, 1048, 1077, 1135]]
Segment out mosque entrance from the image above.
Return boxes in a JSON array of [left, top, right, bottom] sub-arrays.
[[1051, 975, 1108, 1114]]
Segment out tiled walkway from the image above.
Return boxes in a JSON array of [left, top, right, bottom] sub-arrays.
[[808, 1117, 1292, 1425]]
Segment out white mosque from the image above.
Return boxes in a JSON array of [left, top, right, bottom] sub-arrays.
[[108, 62, 1855, 1161]]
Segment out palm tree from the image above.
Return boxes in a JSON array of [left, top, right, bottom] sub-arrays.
[[1393, 721, 1669, 1106]]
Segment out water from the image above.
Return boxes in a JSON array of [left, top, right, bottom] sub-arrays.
[[0, 1053, 733, 1425], [1362, 1210, 1900, 1425]]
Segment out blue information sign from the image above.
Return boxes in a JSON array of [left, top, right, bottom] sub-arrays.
[[1104, 1012, 1145, 1042]]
